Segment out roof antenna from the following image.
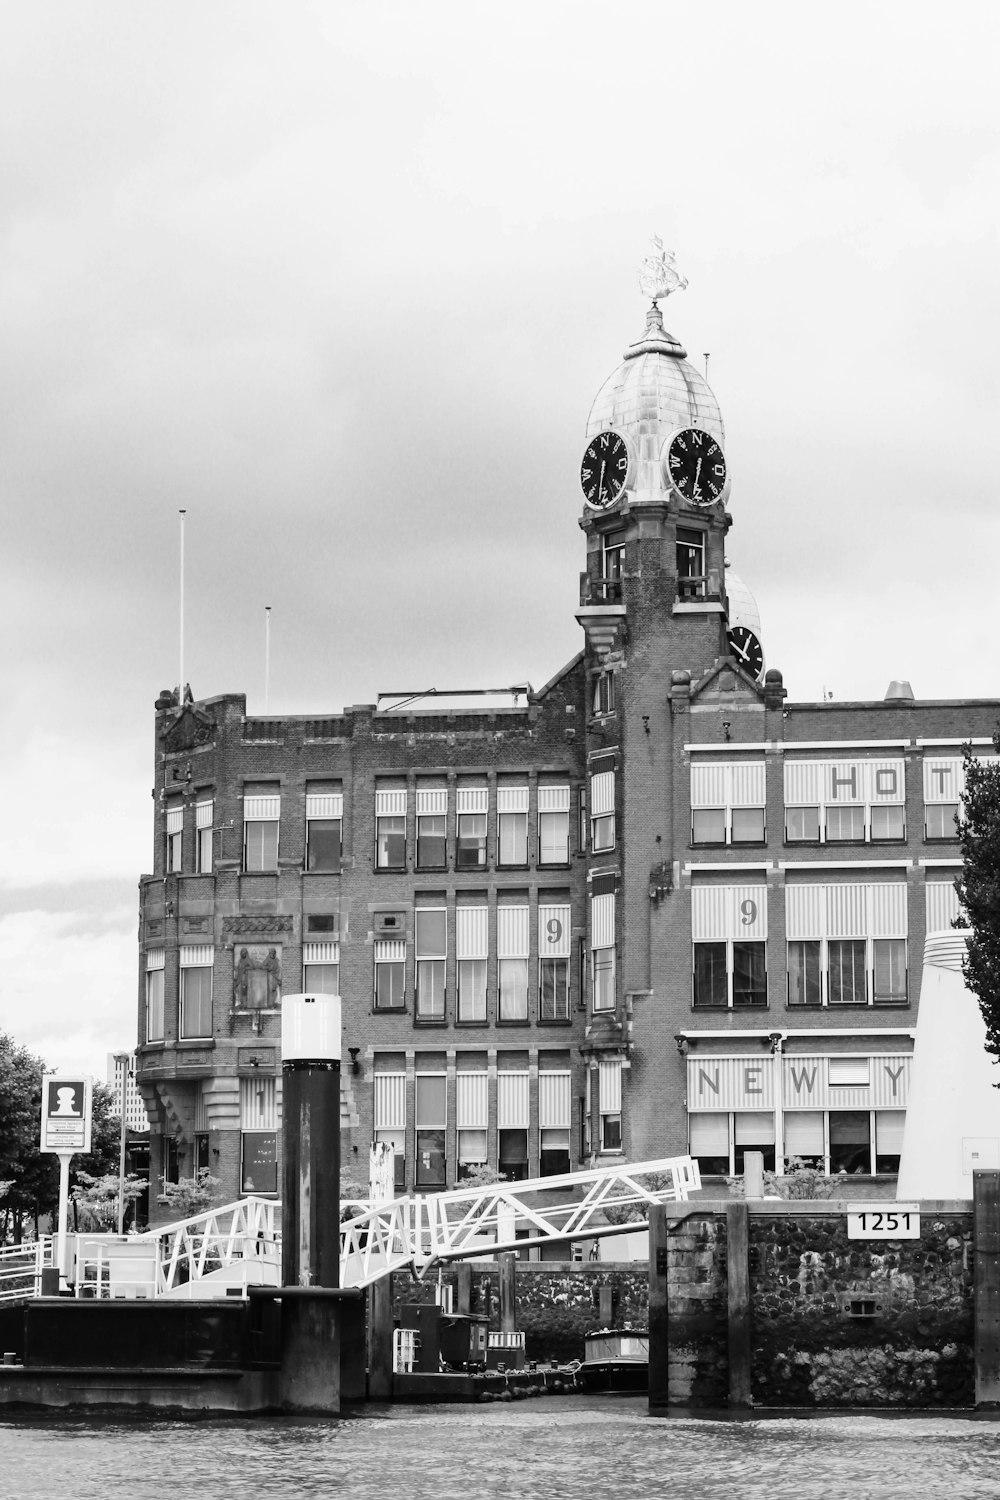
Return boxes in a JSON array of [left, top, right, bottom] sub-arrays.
[[178, 509, 186, 704], [704, 353, 710, 381], [264, 606, 272, 714]]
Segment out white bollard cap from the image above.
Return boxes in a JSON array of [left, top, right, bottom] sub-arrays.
[[281, 992, 341, 1062]]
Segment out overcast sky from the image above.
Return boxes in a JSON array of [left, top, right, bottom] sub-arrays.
[[2, 1, 998, 1081]]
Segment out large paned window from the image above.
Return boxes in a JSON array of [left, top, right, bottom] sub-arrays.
[[538, 785, 570, 864], [920, 755, 1000, 841], [690, 761, 766, 845], [676, 526, 706, 599], [375, 788, 407, 870], [590, 889, 616, 1013], [785, 882, 908, 1008], [166, 803, 184, 872], [415, 908, 446, 1021], [784, 759, 905, 844], [456, 1069, 488, 1180], [196, 800, 213, 874], [691, 884, 767, 1009], [598, 1059, 622, 1152], [303, 942, 340, 996], [240, 1075, 277, 1194], [373, 1069, 406, 1191], [497, 786, 529, 866], [456, 787, 488, 869], [539, 1069, 571, 1176], [415, 1073, 447, 1187], [498, 1071, 530, 1181], [306, 790, 343, 872], [415, 787, 447, 869], [243, 787, 280, 871], [456, 906, 488, 1023], [179, 946, 213, 1039], [590, 767, 616, 853], [498, 905, 529, 1022], [373, 940, 405, 1010], [145, 950, 165, 1043]]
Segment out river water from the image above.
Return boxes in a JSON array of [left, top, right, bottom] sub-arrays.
[[2, 1396, 999, 1500]]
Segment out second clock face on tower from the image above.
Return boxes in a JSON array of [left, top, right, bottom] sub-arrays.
[[664, 427, 726, 506], [727, 625, 765, 680], [581, 430, 630, 509]]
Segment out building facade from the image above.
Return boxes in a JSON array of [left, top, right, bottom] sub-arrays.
[[135, 267, 995, 1217]]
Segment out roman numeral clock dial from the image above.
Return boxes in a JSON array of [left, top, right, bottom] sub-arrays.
[[665, 427, 726, 506], [581, 430, 630, 509]]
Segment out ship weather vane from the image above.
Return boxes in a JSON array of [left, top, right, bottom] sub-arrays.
[[638, 237, 688, 304]]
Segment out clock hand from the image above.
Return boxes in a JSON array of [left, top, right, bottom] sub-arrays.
[[598, 460, 606, 502], [731, 639, 748, 662], [692, 458, 702, 498]]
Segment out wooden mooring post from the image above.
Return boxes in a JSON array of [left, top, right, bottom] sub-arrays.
[[974, 1169, 1000, 1407], [726, 1200, 751, 1409]]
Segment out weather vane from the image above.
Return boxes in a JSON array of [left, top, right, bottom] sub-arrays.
[[638, 237, 688, 303]]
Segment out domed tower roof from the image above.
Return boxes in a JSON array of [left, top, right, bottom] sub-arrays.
[[585, 274, 727, 508], [724, 569, 761, 638]]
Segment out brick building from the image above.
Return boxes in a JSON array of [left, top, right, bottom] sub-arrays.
[[135, 265, 995, 1217]]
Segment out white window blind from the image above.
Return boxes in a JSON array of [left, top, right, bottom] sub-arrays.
[[538, 785, 570, 812], [196, 800, 214, 830], [456, 1073, 489, 1130], [497, 786, 529, 813], [146, 949, 165, 971], [734, 1111, 775, 1144], [590, 770, 615, 817], [539, 903, 571, 958], [785, 883, 907, 940], [497, 1072, 530, 1128], [691, 761, 766, 808], [591, 892, 615, 949], [303, 942, 340, 964], [538, 1072, 571, 1129], [598, 1059, 622, 1113], [497, 906, 529, 959], [415, 788, 447, 815], [876, 1109, 906, 1155], [456, 907, 489, 960], [785, 760, 905, 806], [373, 1074, 406, 1130], [166, 805, 184, 834], [690, 885, 767, 941], [180, 946, 214, 967], [375, 789, 406, 816], [784, 1111, 824, 1156], [926, 881, 960, 934], [373, 939, 404, 963], [244, 795, 280, 820], [456, 787, 488, 814], [306, 793, 343, 818], [240, 1076, 277, 1130], [689, 1112, 729, 1155]]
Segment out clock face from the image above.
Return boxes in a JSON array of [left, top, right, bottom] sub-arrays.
[[665, 427, 726, 506], [728, 625, 765, 680], [581, 430, 630, 509]]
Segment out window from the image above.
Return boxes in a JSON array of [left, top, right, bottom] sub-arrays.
[[179, 947, 213, 1039], [303, 941, 340, 996], [676, 527, 706, 599], [539, 1070, 571, 1176], [538, 785, 570, 864], [416, 788, 447, 869], [538, 903, 571, 1021], [498, 1072, 530, 1181], [598, 1060, 622, 1153], [456, 788, 488, 869], [373, 1070, 406, 1191], [145, 951, 165, 1043], [240, 1076, 278, 1193], [196, 800, 213, 874], [829, 1057, 870, 1087], [829, 1110, 870, 1174], [590, 768, 615, 853], [875, 1109, 905, 1173], [602, 529, 626, 597], [415, 1074, 446, 1187], [375, 788, 406, 870], [922, 754, 983, 840], [456, 1070, 488, 1180], [592, 947, 616, 1011], [498, 787, 528, 866], [689, 1112, 729, 1175], [243, 787, 280, 871], [498, 905, 529, 1022], [925, 803, 959, 840], [457, 960, 487, 1023], [306, 791, 343, 872], [690, 762, 766, 846], [593, 669, 617, 716], [734, 1111, 776, 1173], [591, 889, 616, 1012], [194, 1133, 210, 1173], [689, 1112, 775, 1175], [166, 803, 183, 872], [786, 882, 908, 1009], [456, 907, 487, 1022], [415, 908, 446, 1020], [784, 759, 905, 844], [373, 940, 405, 1010], [691, 885, 767, 1009]]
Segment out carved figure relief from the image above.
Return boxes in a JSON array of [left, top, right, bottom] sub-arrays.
[[232, 945, 283, 1009]]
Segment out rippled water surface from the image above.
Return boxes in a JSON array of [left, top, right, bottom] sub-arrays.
[[2, 1397, 1000, 1500]]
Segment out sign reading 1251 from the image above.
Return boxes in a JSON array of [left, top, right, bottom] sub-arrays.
[[847, 1204, 920, 1240]]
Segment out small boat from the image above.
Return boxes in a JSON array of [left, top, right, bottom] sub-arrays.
[[580, 1328, 649, 1393]]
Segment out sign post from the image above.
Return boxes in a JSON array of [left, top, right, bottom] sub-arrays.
[[40, 1074, 92, 1288]]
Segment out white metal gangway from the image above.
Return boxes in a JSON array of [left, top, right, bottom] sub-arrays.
[[8, 1155, 699, 1301], [339, 1154, 700, 1289]]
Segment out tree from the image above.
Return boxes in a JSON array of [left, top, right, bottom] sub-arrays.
[[71, 1171, 146, 1232], [160, 1169, 221, 1219], [955, 736, 1000, 1072], [0, 1033, 56, 1242]]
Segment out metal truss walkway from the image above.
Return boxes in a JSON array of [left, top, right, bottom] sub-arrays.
[[4, 1155, 699, 1301]]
